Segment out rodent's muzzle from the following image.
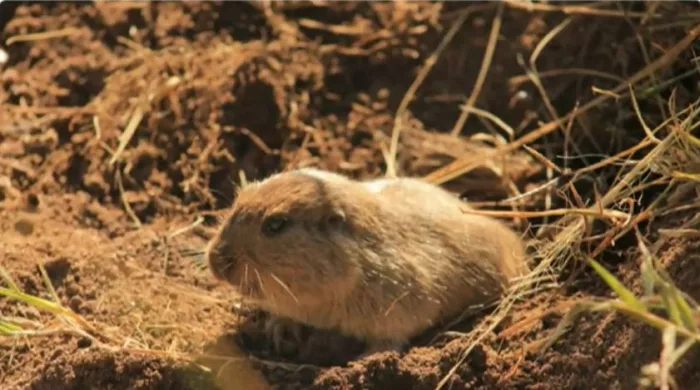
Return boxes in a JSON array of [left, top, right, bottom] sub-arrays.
[[205, 236, 233, 281]]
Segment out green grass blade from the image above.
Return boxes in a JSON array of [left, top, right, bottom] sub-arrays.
[[606, 302, 700, 344], [670, 288, 699, 332], [37, 263, 61, 304], [0, 287, 68, 315], [639, 260, 656, 297], [587, 257, 645, 311], [660, 286, 684, 328], [0, 320, 23, 334], [0, 266, 20, 291]]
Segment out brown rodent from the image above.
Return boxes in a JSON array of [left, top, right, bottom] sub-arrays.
[[206, 168, 529, 353]]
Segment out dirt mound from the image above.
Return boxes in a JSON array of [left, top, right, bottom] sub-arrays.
[[2, 2, 700, 389]]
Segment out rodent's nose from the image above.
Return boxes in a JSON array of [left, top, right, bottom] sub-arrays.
[[206, 238, 233, 281]]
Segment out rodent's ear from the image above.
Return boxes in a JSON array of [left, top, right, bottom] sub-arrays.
[[326, 208, 346, 230]]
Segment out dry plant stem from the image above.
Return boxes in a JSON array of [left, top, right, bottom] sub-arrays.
[[641, 2, 663, 26], [5, 104, 94, 115], [576, 95, 699, 177], [461, 207, 629, 222], [110, 106, 145, 166], [167, 217, 205, 240], [627, 16, 668, 119], [438, 283, 557, 390], [524, 17, 574, 136], [239, 128, 274, 154], [461, 106, 515, 139], [115, 169, 143, 229], [117, 36, 152, 53], [297, 18, 367, 35], [385, 3, 496, 177], [498, 299, 578, 338], [424, 23, 700, 186], [508, 68, 625, 87], [583, 127, 676, 261], [575, 139, 654, 176], [590, 183, 673, 258], [196, 352, 321, 372], [5, 27, 83, 45], [475, 173, 572, 208], [522, 144, 563, 173], [451, 3, 503, 136], [504, 0, 656, 19], [37, 264, 60, 304]]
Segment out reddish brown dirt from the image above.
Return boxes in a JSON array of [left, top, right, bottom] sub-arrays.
[[2, 2, 700, 390]]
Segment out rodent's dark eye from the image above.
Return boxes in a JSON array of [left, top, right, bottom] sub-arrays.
[[261, 215, 290, 237]]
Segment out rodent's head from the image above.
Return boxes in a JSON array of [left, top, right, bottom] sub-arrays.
[[206, 169, 361, 307]]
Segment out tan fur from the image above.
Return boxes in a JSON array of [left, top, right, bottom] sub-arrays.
[[206, 168, 529, 345]]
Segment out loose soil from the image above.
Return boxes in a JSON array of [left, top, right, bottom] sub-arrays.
[[2, 2, 700, 390]]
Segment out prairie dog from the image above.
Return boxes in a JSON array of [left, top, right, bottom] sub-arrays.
[[206, 168, 528, 351]]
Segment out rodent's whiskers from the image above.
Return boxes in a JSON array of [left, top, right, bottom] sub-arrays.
[[269, 272, 299, 304], [219, 259, 234, 274], [242, 263, 250, 299], [253, 268, 267, 296]]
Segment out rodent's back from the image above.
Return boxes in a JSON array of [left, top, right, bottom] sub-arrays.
[[355, 177, 528, 329]]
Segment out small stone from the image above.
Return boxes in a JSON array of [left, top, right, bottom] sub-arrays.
[[77, 337, 92, 349], [69, 296, 83, 312]]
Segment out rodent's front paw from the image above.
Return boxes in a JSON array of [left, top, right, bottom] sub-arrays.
[[264, 316, 304, 357]]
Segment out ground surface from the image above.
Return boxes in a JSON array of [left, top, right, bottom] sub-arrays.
[[2, 2, 700, 390]]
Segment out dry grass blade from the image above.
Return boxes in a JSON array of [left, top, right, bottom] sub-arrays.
[[630, 84, 662, 144], [385, 4, 496, 177], [424, 23, 700, 185], [109, 106, 145, 166], [116, 169, 143, 229], [457, 106, 515, 139], [435, 299, 516, 390], [539, 302, 590, 351], [5, 27, 84, 45], [525, 16, 573, 136], [451, 2, 503, 136], [37, 263, 61, 304], [504, 0, 658, 18], [508, 68, 625, 87], [461, 206, 629, 222], [167, 217, 205, 240]]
